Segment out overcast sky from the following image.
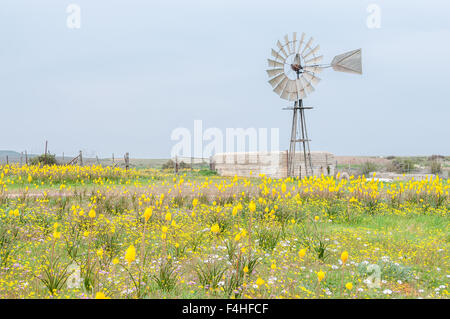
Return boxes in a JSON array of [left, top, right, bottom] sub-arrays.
[[0, 0, 449, 158]]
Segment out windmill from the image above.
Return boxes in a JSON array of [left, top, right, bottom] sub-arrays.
[[267, 32, 362, 177]]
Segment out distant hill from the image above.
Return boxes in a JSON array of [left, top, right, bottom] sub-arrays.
[[0, 150, 22, 158]]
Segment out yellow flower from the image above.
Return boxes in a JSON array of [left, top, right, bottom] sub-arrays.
[[256, 277, 265, 286], [270, 263, 276, 270], [210, 224, 220, 234], [192, 198, 198, 208], [88, 209, 96, 219], [345, 282, 353, 290], [298, 248, 307, 259], [165, 212, 172, 221], [248, 201, 256, 213], [125, 245, 136, 265], [341, 251, 349, 265], [143, 207, 152, 222], [112, 258, 119, 265], [314, 215, 320, 221], [95, 292, 109, 299], [53, 231, 61, 239], [317, 270, 325, 282], [83, 231, 90, 237], [96, 248, 103, 258], [161, 226, 168, 233], [234, 234, 241, 242], [243, 266, 249, 273]]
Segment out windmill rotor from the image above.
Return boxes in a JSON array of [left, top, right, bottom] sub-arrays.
[[266, 32, 362, 177]]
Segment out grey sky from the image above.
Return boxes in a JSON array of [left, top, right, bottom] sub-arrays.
[[0, 0, 449, 158]]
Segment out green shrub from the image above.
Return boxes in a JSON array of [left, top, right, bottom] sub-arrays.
[[390, 158, 415, 173], [430, 160, 442, 175], [360, 161, 378, 176], [30, 154, 58, 166]]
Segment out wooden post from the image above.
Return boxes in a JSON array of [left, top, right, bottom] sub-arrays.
[[62, 152, 65, 163], [6, 155, 8, 165], [25, 150, 28, 165], [79, 151, 83, 166], [124, 153, 130, 170], [44, 140, 48, 155], [96, 155, 99, 165], [175, 156, 178, 174], [112, 153, 115, 166]]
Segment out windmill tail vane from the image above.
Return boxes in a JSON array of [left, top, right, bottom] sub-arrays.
[[266, 32, 362, 178]]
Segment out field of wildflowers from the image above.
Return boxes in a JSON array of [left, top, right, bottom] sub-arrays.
[[0, 164, 448, 299]]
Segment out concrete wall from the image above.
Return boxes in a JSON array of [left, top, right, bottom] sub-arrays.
[[212, 151, 335, 179]]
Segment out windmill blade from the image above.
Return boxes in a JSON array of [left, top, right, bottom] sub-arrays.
[[296, 79, 307, 99], [297, 32, 306, 54], [284, 34, 292, 54], [268, 73, 286, 88], [303, 71, 321, 85], [301, 37, 314, 55], [302, 44, 320, 60], [300, 75, 314, 94], [276, 40, 288, 58], [304, 65, 324, 74], [271, 49, 286, 62], [281, 79, 296, 100], [304, 55, 323, 65], [273, 76, 288, 95], [331, 48, 362, 74], [266, 68, 284, 78], [291, 32, 297, 54], [267, 59, 284, 68]]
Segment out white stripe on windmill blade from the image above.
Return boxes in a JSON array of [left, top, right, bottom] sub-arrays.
[[291, 32, 297, 53], [303, 72, 321, 85], [297, 32, 306, 54], [273, 76, 289, 95], [303, 65, 323, 74], [268, 73, 286, 88], [284, 34, 292, 54], [267, 59, 284, 68], [276, 40, 288, 58], [331, 49, 362, 74], [301, 37, 314, 54], [271, 49, 286, 62], [266, 68, 284, 78], [304, 55, 323, 65], [302, 44, 320, 60]]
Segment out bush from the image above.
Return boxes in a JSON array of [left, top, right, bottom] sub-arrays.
[[360, 161, 378, 176], [430, 160, 442, 175], [30, 154, 58, 166], [161, 159, 191, 169], [389, 158, 415, 173]]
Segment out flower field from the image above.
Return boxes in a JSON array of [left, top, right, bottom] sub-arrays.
[[0, 164, 448, 299]]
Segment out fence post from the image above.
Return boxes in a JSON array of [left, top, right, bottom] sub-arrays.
[[79, 151, 83, 166], [124, 153, 130, 170], [112, 153, 115, 166], [6, 155, 8, 165], [25, 150, 28, 165]]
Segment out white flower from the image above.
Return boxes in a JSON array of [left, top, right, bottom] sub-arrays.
[[383, 289, 392, 295]]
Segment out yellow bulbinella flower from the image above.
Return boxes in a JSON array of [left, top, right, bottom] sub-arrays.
[[341, 251, 349, 265], [243, 266, 249, 273], [95, 292, 109, 299], [165, 212, 172, 221], [144, 207, 152, 222], [161, 226, 168, 233], [192, 198, 198, 208], [88, 209, 96, 219], [248, 201, 256, 213], [125, 245, 136, 265], [317, 270, 325, 282], [210, 224, 220, 234], [345, 282, 353, 290], [298, 248, 307, 259], [112, 258, 119, 265], [314, 215, 320, 221], [256, 277, 265, 286]]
